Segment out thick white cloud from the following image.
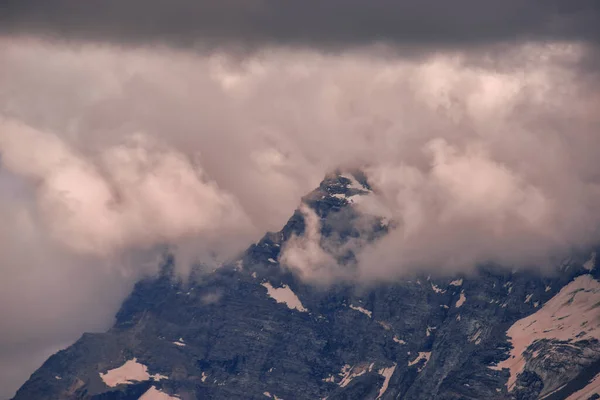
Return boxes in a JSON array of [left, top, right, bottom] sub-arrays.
[[0, 37, 599, 396], [0, 120, 252, 258]]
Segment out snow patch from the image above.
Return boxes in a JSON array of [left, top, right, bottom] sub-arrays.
[[261, 282, 307, 312], [153, 372, 169, 381], [450, 279, 463, 286], [331, 175, 371, 205], [377, 321, 392, 330], [323, 375, 335, 383], [376, 364, 397, 399], [525, 294, 533, 303], [408, 352, 431, 372], [338, 364, 369, 387], [431, 283, 446, 293], [262, 392, 283, 400], [455, 291, 466, 308], [139, 386, 179, 400], [100, 358, 167, 387], [268, 258, 277, 263], [201, 372, 208, 382], [172, 338, 186, 347], [492, 274, 600, 391], [349, 304, 372, 318], [393, 336, 406, 345]]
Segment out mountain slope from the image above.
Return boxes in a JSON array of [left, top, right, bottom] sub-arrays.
[[13, 173, 600, 400]]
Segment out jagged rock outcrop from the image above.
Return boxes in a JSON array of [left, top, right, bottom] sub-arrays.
[[13, 172, 600, 400]]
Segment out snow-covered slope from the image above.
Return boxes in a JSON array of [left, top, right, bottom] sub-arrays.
[[492, 272, 600, 398]]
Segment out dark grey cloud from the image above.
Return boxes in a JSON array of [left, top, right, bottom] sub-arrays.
[[1, 0, 600, 50]]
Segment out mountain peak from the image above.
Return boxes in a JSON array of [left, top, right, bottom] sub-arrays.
[[13, 171, 600, 400]]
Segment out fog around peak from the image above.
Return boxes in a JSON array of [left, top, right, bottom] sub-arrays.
[[0, 22, 599, 396]]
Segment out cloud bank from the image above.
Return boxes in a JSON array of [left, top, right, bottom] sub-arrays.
[[0, 33, 599, 396], [0, 119, 252, 259]]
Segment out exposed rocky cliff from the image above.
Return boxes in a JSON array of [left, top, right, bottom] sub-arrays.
[[13, 173, 600, 400]]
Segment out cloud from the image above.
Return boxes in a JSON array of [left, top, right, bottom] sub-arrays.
[[0, 36, 600, 395], [0, 170, 147, 395], [1, 0, 600, 53], [1, 37, 599, 271], [353, 140, 561, 280], [279, 204, 341, 283], [0, 119, 253, 260]]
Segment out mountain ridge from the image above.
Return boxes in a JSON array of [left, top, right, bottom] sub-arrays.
[[13, 172, 600, 400]]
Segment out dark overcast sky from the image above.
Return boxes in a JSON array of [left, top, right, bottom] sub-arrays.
[[1, 0, 599, 50]]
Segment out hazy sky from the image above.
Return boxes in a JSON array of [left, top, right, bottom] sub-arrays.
[[1, 1, 600, 397]]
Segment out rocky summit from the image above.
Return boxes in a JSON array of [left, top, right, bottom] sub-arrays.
[[13, 173, 600, 400]]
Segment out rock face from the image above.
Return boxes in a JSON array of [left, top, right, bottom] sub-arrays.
[[13, 173, 600, 400]]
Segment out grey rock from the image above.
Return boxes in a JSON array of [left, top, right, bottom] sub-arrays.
[[13, 172, 600, 400]]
